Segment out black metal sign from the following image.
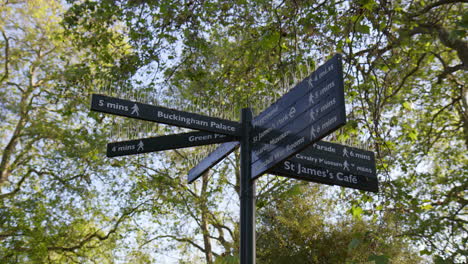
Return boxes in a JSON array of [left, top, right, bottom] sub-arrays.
[[294, 141, 376, 177], [251, 110, 346, 178], [250, 54, 346, 179], [269, 159, 378, 192], [252, 94, 345, 162], [188, 141, 240, 183], [107, 131, 236, 157], [267, 141, 378, 192], [91, 94, 241, 136]]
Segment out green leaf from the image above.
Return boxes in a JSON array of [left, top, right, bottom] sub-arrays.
[[257, 199, 267, 209], [434, 255, 451, 264], [215, 255, 239, 264], [402, 101, 412, 110], [408, 131, 418, 141], [359, 0, 377, 10], [420, 204, 433, 210], [459, 11, 468, 28], [450, 29, 466, 39], [348, 238, 361, 250], [261, 31, 280, 49], [368, 254, 389, 264], [351, 206, 363, 220], [286, 184, 303, 196], [419, 249, 431, 255], [355, 23, 370, 34]]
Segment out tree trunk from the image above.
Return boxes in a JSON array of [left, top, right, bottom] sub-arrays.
[[201, 172, 213, 263]]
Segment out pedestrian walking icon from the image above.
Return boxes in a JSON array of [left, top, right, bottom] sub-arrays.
[[343, 147, 349, 157], [310, 110, 316, 121], [131, 104, 139, 116], [310, 126, 317, 139], [343, 160, 350, 171], [137, 140, 144, 151], [307, 77, 314, 88], [309, 92, 315, 104]]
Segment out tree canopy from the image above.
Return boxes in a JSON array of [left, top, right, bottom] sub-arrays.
[[1, 0, 466, 263]]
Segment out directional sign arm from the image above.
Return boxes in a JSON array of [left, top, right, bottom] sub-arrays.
[[251, 108, 346, 179], [91, 94, 241, 136], [297, 141, 377, 178], [107, 131, 237, 157], [268, 160, 378, 192], [265, 140, 378, 192], [249, 54, 346, 179], [188, 141, 240, 183]]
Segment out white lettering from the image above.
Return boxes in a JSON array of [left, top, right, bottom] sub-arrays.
[[253, 105, 279, 128], [337, 172, 343, 180], [289, 106, 296, 118], [322, 159, 342, 168], [210, 121, 235, 131], [357, 166, 372, 173], [319, 97, 336, 113], [336, 172, 358, 184], [157, 111, 211, 128], [106, 102, 128, 111], [287, 137, 305, 151], [295, 153, 318, 163], [189, 134, 212, 142], [316, 81, 336, 97], [270, 130, 290, 145], [321, 115, 337, 131], [298, 164, 328, 178], [256, 127, 274, 142], [117, 144, 135, 151], [214, 134, 226, 139], [313, 143, 336, 153], [352, 152, 371, 160]]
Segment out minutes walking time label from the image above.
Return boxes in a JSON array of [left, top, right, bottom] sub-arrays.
[[107, 131, 236, 157], [91, 94, 241, 136], [251, 54, 346, 179], [268, 141, 378, 192]]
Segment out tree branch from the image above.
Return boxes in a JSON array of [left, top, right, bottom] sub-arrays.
[[0, 169, 30, 199], [408, 23, 468, 68], [0, 30, 9, 84], [48, 203, 143, 253], [410, 0, 468, 17], [381, 53, 427, 107]]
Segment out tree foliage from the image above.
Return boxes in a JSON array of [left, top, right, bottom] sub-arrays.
[[256, 184, 423, 263], [0, 0, 466, 263], [0, 0, 143, 262]]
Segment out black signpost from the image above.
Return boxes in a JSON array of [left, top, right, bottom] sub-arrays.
[[90, 54, 379, 264], [290, 141, 377, 178], [251, 54, 346, 179], [188, 141, 239, 183], [268, 141, 378, 192], [91, 94, 241, 136], [107, 131, 236, 157]]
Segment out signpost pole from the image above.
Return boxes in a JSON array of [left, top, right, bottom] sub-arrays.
[[240, 108, 255, 264]]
